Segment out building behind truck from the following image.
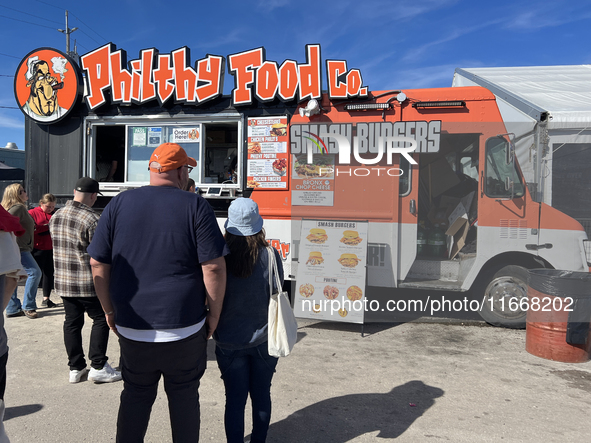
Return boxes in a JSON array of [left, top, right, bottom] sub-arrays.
[[14, 45, 590, 329], [452, 65, 591, 240]]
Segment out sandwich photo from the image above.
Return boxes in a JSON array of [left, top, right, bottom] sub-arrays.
[[270, 123, 287, 136], [293, 155, 334, 178], [306, 251, 324, 265], [340, 230, 362, 246], [338, 253, 361, 268], [306, 228, 328, 244]]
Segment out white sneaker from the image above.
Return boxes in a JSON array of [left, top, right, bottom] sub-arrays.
[[69, 368, 89, 383], [88, 362, 122, 383]]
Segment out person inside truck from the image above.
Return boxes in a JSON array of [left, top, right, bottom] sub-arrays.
[[185, 178, 196, 193], [96, 139, 123, 182]]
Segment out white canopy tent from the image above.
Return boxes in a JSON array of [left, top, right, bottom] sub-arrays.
[[452, 65, 591, 236]]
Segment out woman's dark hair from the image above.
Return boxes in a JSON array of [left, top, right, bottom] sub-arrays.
[[185, 178, 195, 192], [224, 229, 268, 278]]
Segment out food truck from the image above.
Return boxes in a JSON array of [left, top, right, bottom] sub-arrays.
[[15, 44, 590, 328]]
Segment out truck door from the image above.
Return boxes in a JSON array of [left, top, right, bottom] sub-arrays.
[[396, 154, 418, 281], [481, 135, 535, 235], [477, 135, 541, 327]]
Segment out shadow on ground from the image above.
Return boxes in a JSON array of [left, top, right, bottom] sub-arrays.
[[264, 380, 444, 442], [4, 404, 43, 421]]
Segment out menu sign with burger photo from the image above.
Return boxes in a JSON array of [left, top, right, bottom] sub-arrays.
[[294, 220, 368, 324], [291, 154, 335, 206], [246, 117, 288, 189]]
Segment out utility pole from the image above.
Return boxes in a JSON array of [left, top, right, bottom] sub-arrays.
[[57, 10, 78, 56]]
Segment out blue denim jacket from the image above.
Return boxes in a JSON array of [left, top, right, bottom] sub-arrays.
[[214, 247, 284, 350]]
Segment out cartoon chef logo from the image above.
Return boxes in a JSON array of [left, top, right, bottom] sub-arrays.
[[14, 48, 82, 124]]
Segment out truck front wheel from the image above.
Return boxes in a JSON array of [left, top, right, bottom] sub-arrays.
[[477, 265, 529, 328]]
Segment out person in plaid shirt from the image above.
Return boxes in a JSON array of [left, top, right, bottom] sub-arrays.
[[49, 177, 121, 384]]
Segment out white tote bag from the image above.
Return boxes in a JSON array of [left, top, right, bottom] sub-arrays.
[[267, 247, 298, 357]]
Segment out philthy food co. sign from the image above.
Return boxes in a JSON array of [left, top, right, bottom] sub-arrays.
[[15, 43, 370, 124]]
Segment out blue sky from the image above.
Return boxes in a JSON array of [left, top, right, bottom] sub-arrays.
[[1, 0, 591, 151]]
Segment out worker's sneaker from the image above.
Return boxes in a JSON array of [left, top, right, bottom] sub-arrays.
[[23, 310, 38, 319], [69, 368, 89, 383], [88, 362, 122, 383]]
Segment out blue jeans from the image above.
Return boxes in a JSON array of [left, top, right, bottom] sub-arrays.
[[6, 251, 41, 314], [215, 341, 278, 443]]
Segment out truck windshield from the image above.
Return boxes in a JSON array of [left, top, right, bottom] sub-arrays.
[[485, 137, 525, 198]]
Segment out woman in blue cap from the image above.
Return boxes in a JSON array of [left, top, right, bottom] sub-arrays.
[[214, 197, 284, 443]]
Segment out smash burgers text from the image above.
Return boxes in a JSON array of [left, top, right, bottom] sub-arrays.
[[80, 44, 368, 110], [290, 122, 441, 157], [290, 121, 442, 169]]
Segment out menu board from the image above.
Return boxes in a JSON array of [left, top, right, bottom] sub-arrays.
[[246, 117, 288, 189], [294, 220, 368, 324], [291, 154, 335, 206]]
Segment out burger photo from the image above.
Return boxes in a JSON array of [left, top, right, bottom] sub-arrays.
[[306, 251, 324, 265], [306, 228, 328, 244], [338, 253, 361, 268], [340, 230, 362, 246], [270, 123, 287, 136]]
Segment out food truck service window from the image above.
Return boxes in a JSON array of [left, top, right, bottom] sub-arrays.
[[127, 125, 202, 183], [89, 117, 242, 190]]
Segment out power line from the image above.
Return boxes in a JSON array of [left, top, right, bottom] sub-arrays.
[[72, 26, 101, 46], [30, 1, 109, 44], [0, 4, 62, 25], [74, 40, 90, 52], [69, 11, 108, 44], [32, 0, 62, 11], [0, 13, 55, 29], [0, 3, 106, 55], [0, 52, 20, 59]]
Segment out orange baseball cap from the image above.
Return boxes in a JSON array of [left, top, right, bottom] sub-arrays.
[[148, 143, 197, 173]]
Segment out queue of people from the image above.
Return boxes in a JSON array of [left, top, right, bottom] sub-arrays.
[[1, 184, 41, 319], [0, 204, 26, 443], [1, 142, 284, 443]]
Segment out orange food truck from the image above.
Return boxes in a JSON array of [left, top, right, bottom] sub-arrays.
[[15, 44, 589, 328]]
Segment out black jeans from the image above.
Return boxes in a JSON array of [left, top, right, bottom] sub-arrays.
[[32, 249, 54, 299], [116, 327, 208, 443], [62, 297, 109, 371]]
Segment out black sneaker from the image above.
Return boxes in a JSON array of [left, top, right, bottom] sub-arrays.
[[42, 299, 57, 308], [6, 310, 25, 318]]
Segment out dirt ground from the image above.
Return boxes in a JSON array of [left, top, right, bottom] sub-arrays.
[[3, 288, 591, 442]]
